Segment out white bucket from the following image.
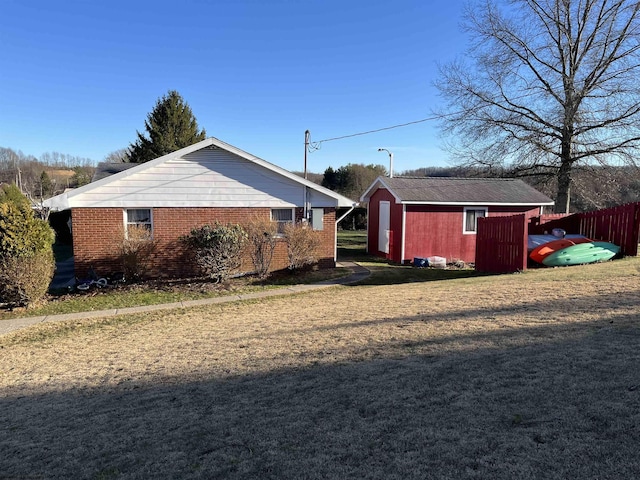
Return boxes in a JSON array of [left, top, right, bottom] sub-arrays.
[[427, 256, 447, 269]]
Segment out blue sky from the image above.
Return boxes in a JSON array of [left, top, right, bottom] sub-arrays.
[[1, 0, 468, 174]]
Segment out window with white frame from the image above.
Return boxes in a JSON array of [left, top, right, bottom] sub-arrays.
[[271, 208, 294, 234], [463, 207, 487, 234], [125, 208, 153, 238]]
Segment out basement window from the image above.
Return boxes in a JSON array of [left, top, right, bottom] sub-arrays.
[[125, 208, 153, 238], [271, 208, 294, 234], [463, 207, 487, 234]]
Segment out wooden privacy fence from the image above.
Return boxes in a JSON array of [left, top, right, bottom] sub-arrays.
[[477, 202, 640, 273], [476, 214, 527, 273], [529, 202, 640, 257]]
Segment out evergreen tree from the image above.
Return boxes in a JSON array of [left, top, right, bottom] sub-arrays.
[[70, 166, 94, 187], [37, 171, 53, 198], [128, 90, 207, 163], [321, 163, 386, 200], [321, 167, 338, 191]]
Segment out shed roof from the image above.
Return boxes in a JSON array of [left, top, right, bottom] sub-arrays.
[[360, 176, 554, 206]]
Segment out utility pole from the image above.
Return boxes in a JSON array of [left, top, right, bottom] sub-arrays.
[[303, 130, 311, 221], [304, 130, 310, 180]]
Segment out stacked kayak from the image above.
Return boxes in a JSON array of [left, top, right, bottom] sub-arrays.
[[541, 241, 620, 266], [529, 235, 621, 266], [529, 237, 593, 264]]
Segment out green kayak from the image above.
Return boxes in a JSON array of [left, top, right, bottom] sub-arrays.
[[542, 241, 621, 267]]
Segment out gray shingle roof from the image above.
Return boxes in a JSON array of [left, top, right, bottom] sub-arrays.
[[369, 177, 554, 205], [92, 162, 138, 182]]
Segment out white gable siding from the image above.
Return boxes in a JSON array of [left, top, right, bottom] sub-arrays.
[[67, 147, 338, 208]]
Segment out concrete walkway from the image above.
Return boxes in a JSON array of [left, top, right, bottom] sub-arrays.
[[0, 262, 370, 336]]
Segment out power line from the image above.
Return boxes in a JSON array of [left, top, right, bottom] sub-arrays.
[[309, 101, 518, 150], [309, 115, 439, 151]]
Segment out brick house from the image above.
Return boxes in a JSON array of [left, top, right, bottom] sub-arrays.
[[360, 176, 554, 264], [44, 137, 356, 278]]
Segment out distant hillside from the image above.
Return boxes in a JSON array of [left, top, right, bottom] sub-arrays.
[[0, 146, 96, 200]]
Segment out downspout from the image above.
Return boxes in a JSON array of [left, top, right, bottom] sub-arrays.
[[303, 186, 308, 222], [336, 205, 356, 224]]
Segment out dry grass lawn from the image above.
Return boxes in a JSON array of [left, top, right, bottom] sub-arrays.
[[1, 258, 639, 479]]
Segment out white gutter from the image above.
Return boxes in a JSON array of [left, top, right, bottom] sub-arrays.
[[336, 205, 356, 224], [398, 201, 555, 206]]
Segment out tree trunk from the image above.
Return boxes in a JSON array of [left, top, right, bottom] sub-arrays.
[[556, 160, 572, 213], [556, 119, 574, 214]]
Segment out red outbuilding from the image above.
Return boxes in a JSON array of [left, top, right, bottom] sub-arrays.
[[360, 176, 554, 265]]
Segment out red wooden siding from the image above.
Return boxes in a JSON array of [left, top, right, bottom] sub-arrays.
[[366, 188, 404, 262], [529, 213, 570, 226], [404, 205, 478, 263], [367, 188, 543, 265], [475, 215, 528, 273], [72, 207, 337, 278], [404, 205, 540, 264]]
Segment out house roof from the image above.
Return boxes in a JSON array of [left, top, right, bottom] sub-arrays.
[[91, 162, 138, 182], [360, 176, 554, 206], [44, 137, 357, 210]]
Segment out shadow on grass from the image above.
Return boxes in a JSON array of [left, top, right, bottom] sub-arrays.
[[338, 246, 494, 286], [2, 266, 354, 321], [2, 307, 639, 479]]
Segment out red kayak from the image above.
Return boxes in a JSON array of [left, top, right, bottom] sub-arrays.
[[530, 237, 592, 264]]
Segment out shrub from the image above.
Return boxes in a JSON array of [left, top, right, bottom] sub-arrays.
[[183, 222, 247, 283], [0, 188, 55, 259], [244, 216, 278, 278], [0, 252, 55, 307], [0, 184, 55, 307], [283, 222, 321, 271], [118, 224, 158, 282]]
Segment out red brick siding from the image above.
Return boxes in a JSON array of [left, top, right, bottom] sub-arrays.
[[72, 208, 124, 277], [72, 207, 336, 278], [307, 208, 336, 269]]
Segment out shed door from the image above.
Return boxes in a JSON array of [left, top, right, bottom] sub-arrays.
[[378, 201, 390, 254]]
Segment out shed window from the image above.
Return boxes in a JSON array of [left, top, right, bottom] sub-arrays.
[[125, 208, 153, 238], [463, 207, 487, 234], [271, 208, 294, 234]]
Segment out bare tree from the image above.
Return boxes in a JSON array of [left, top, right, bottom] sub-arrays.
[[437, 0, 640, 212], [104, 148, 131, 163]]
